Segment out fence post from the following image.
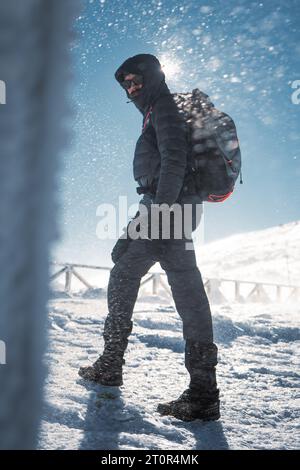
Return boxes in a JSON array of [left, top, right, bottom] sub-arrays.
[[276, 285, 282, 302], [65, 265, 72, 292], [234, 281, 245, 302], [235, 281, 239, 301], [153, 273, 160, 295]]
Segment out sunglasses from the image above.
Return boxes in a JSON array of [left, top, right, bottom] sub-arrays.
[[121, 74, 143, 90]]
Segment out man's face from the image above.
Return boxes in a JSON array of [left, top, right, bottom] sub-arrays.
[[124, 73, 143, 97]]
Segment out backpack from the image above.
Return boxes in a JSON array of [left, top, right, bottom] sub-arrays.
[[173, 88, 242, 202]]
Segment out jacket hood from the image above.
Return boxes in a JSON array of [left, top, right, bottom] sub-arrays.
[[114, 54, 170, 114]]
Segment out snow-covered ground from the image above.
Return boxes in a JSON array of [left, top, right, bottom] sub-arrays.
[[40, 221, 300, 450], [38, 294, 300, 450]]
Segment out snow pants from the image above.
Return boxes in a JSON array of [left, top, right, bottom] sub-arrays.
[[104, 194, 214, 353]]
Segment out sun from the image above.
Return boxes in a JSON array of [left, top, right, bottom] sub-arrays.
[[159, 55, 182, 82]]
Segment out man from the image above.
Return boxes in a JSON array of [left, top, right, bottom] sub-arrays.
[[79, 54, 220, 422]]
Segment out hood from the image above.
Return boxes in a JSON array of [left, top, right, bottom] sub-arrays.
[[115, 54, 170, 115]]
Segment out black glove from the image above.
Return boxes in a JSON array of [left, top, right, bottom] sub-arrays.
[[145, 205, 175, 260], [111, 235, 131, 264], [111, 210, 141, 264]]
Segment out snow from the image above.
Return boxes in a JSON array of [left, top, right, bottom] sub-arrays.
[[38, 297, 299, 450], [39, 222, 300, 450], [40, 221, 300, 450], [195, 220, 300, 286]]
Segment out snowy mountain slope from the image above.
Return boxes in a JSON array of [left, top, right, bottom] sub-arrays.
[[196, 220, 300, 286], [38, 296, 300, 450]]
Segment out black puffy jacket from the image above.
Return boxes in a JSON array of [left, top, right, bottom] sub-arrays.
[[115, 54, 194, 206]]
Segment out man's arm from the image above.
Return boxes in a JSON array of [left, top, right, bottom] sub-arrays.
[[151, 95, 188, 206]]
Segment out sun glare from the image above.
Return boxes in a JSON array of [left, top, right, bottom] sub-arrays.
[[159, 55, 182, 82]]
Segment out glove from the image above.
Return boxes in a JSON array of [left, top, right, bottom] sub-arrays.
[[146, 204, 174, 260], [111, 235, 131, 264], [111, 210, 141, 264]]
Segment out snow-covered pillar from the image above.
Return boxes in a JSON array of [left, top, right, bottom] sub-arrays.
[[0, 0, 79, 449]]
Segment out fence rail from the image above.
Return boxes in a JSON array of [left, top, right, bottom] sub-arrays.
[[50, 262, 300, 303]]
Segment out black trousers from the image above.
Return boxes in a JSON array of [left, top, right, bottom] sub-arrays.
[[105, 194, 214, 348]]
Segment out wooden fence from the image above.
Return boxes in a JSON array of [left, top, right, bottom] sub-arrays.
[[50, 262, 300, 303]]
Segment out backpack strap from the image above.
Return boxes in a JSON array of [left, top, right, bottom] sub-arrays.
[[142, 106, 152, 132]]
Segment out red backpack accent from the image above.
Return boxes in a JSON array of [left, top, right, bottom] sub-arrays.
[[143, 106, 152, 131]]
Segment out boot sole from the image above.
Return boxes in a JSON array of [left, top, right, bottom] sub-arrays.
[[78, 368, 123, 386], [157, 403, 220, 422]]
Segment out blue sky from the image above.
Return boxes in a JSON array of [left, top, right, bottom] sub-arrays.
[[53, 0, 300, 265]]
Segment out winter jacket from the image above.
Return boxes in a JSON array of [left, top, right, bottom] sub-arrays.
[[115, 54, 195, 206]]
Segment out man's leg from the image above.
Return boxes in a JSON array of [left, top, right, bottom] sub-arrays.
[[157, 238, 220, 420], [160, 238, 213, 342], [79, 239, 155, 385]]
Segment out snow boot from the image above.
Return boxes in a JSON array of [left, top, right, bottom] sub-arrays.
[[157, 388, 220, 421], [157, 341, 220, 421], [78, 317, 133, 386], [78, 354, 125, 386]]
